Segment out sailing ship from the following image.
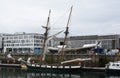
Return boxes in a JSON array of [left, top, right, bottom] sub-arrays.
[[19, 6, 91, 73]]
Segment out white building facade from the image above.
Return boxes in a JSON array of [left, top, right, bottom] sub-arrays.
[[3, 32, 44, 54], [0, 35, 3, 53]]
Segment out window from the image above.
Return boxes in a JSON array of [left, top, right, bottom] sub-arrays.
[[24, 35, 28, 39], [21, 40, 25, 43], [19, 35, 23, 39], [112, 64, 115, 66], [29, 35, 34, 38], [117, 64, 119, 66], [14, 36, 18, 39]]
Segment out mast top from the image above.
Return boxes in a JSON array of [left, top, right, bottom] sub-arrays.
[[39, 9, 51, 64], [64, 6, 73, 36], [61, 6, 73, 59]]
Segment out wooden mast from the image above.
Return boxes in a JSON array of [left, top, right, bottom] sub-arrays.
[[61, 6, 73, 60], [39, 10, 51, 64]]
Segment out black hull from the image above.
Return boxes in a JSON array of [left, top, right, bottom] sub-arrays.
[[81, 67, 105, 72], [106, 69, 120, 75], [27, 65, 81, 74]]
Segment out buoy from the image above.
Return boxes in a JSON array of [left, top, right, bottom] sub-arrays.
[[21, 65, 27, 70]]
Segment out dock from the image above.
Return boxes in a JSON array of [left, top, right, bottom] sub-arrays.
[[0, 63, 21, 68]]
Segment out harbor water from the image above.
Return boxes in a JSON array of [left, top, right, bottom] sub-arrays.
[[0, 67, 120, 78]]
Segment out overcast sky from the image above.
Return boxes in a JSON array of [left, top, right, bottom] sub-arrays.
[[0, 0, 120, 36]]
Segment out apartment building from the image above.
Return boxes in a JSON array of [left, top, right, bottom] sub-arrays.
[[0, 35, 3, 53], [3, 32, 44, 54]]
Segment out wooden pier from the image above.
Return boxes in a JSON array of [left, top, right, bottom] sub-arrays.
[[0, 63, 21, 68]]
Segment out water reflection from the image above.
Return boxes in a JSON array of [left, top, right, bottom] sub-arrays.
[[106, 75, 120, 78], [27, 72, 81, 78], [0, 67, 26, 78], [0, 67, 120, 78]]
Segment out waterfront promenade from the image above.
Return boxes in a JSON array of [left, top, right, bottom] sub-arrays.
[[0, 53, 120, 67]]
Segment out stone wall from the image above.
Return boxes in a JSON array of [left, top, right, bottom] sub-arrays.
[[0, 54, 120, 67]]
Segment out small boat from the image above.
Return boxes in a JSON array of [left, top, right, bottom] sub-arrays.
[[105, 61, 120, 74]]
